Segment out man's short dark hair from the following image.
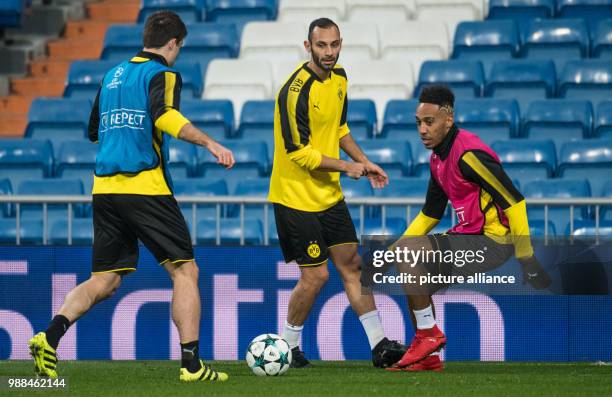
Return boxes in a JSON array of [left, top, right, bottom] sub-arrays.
[[143, 11, 187, 48], [308, 18, 340, 41], [419, 85, 455, 112]]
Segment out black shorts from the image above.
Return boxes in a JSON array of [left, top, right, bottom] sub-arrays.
[[274, 200, 359, 266], [92, 194, 194, 274]]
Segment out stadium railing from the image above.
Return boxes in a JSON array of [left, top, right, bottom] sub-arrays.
[[0, 196, 610, 245]]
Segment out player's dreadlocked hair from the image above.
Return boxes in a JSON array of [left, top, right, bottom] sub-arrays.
[[308, 18, 340, 42], [419, 85, 455, 114]]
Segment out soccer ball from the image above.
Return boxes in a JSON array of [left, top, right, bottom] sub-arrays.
[[245, 333, 292, 376]]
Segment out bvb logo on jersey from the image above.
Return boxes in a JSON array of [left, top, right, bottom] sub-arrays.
[[338, 87, 343, 100], [307, 243, 321, 259]]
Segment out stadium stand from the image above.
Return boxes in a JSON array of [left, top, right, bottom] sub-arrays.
[[138, 0, 204, 23], [25, 98, 91, 143], [558, 139, 612, 195], [240, 22, 308, 62], [346, 99, 377, 140], [595, 101, 612, 138], [491, 139, 557, 186], [173, 178, 229, 221], [454, 99, 520, 145], [558, 60, 612, 105], [180, 99, 235, 140], [591, 18, 612, 58], [487, 0, 555, 31], [278, 0, 346, 22], [414, 60, 485, 99]]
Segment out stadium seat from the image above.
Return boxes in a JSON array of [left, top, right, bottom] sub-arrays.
[[415, 60, 485, 99], [529, 219, 557, 237], [167, 138, 197, 178], [18, 179, 86, 232], [557, 0, 612, 24], [558, 139, 612, 195], [595, 101, 612, 138], [25, 98, 91, 144], [413, 143, 432, 177], [521, 19, 589, 72], [353, 217, 408, 236], [173, 178, 228, 221], [0, 140, 53, 187], [55, 141, 97, 194], [64, 61, 117, 100], [0, 0, 25, 28], [570, 220, 612, 237], [381, 99, 420, 146], [485, 60, 556, 113], [174, 61, 204, 98], [0, 220, 43, 245], [559, 60, 612, 105], [101, 25, 144, 61], [452, 20, 520, 77], [203, 59, 273, 120], [271, 60, 301, 94], [487, 0, 555, 31], [229, 178, 271, 220], [522, 100, 593, 149], [0, 178, 13, 218], [345, 0, 415, 22], [414, 0, 484, 39], [179, 23, 240, 76], [348, 61, 414, 123], [358, 140, 412, 178], [180, 99, 234, 140], [237, 100, 274, 154], [524, 178, 591, 234], [197, 141, 269, 188], [196, 218, 263, 245], [49, 219, 94, 245], [591, 18, 612, 58], [278, 0, 346, 22], [206, 0, 277, 34], [341, 177, 374, 220], [491, 140, 556, 185], [375, 177, 430, 221], [240, 22, 307, 63], [602, 180, 612, 220], [333, 23, 379, 66], [379, 22, 449, 79], [454, 99, 520, 145], [138, 0, 203, 23], [347, 99, 377, 140]]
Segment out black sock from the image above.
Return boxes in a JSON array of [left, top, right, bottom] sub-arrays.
[[181, 341, 202, 372], [45, 315, 71, 350]]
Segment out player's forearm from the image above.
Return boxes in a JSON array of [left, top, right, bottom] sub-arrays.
[[316, 155, 352, 173], [340, 134, 368, 163], [177, 122, 216, 148]]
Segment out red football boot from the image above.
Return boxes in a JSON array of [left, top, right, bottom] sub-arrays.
[[385, 354, 444, 372], [393, 325, 446, 368]]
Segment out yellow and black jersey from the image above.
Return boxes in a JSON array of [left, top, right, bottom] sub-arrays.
[[268, 62, 350, 212], [88, 51, 190, 195]]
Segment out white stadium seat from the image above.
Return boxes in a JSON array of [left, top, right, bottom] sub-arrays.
[[278, 0, 346, 22], [379, 21, 449, 79], [415, 0, 483, 39], [346, 0, 415, 23], [240, 22, 309, 63], [337, 22, 380, 66], [271, 60, 303, 94], [203, 59, 273, 121], [347, 60, 414, 123]]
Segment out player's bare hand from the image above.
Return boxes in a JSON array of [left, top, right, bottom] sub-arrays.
[[364, 161, 389, 189], [206, 141, 235, 169], [345, 162, 366, 179]]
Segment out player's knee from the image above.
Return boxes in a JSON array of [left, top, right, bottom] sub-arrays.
[[172, 260, 199, 281], [301, 266, 329, 289]]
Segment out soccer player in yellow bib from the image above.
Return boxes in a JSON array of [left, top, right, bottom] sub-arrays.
[[268, 18, 406, 368]]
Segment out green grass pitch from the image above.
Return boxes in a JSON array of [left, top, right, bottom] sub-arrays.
[[2, 360, 611, 397]]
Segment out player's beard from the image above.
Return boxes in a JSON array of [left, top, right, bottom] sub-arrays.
[[312, 51, 338, 71]]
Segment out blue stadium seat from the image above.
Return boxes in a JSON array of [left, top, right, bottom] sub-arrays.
[[55, 141, 97, 194], [0, 0, 24, 28], [0, 140, 53, 187], [196, 218, 263, 245], [413, 144, 432, 177], [197, 140, 269, 188], [347, 99, 377, 140], [180, 23, 239, 76], [358, 140, 412, 178], [569, 220, 612, 237], [415, 61, 485, 98], [0, 178, 13, 218], [529, 219, 557, 237], [559, 60, 612, 105], [591, 19, 612, 58], [173, 178, 228, 221], [0, 220, 43, 244], [524, 178, 591, 233], [101, 25, 144, 61], [521, 19, 589, 72], [25, 98, 91, 143], [487, 0, 555, 31], [237, 100, 274, 154], [522, 100, 593, 149], [602, 180, 612, 220], [557, 0, 612, 25], [229, 178, 270, 219], [49, 219, 94, 245], [595, 101, 612, 138], [168, 138, 197, 178], [558, 139, 612, 195], [353, 217, 407, 236], [375, 177, 430, 221], [64, 61, 117, 100], [381, 99, 421, 149], [18, 179, 86, 229], [181, 99, 234, 140], [485, 60, 556, 113], [138, 0, 204, 23], [174, 61, 204, 98], [455, 99, 520, 144], [341, 177, 374, 220], [452, 20, 520, 77], [491, 140, 556, 185], [206, 0, 277, 35]]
